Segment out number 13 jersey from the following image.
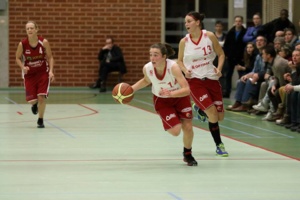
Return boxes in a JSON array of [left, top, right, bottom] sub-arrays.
[[183, 30, 218, 80]]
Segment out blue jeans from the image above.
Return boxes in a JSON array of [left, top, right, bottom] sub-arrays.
[[235, 79, 259, 103]]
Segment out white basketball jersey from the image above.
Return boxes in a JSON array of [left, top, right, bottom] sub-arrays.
[[183, 30, 218, 80], [145, 59, 181, 98]]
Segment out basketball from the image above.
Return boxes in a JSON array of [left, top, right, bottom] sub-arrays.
[[112, 82, 134, 104]]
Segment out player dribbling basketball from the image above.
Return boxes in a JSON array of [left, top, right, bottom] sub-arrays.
[[131, 43, 197, 166]]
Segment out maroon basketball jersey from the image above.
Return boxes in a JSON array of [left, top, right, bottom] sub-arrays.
[[22, 36, 48, 76]]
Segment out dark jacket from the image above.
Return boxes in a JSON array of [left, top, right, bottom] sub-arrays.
[[257, 17, 296, 43], [223, 26, 247, 65], [98, 45, 127, 74]]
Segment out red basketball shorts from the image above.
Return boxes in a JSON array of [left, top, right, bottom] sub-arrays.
[[188, 78, 224, 112], [24, 71, 50, 102], [153, 95, 193, 131]]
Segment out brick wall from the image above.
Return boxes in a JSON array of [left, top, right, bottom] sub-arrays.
[[9, 0, 161, 87]]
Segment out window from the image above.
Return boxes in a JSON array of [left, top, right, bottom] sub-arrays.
[[164, 0, 229, 57], [165, 0, 195, 58]]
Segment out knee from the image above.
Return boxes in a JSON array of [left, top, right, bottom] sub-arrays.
[[206, 108, 219, 123], [167, 124, 182, 136], [182, 120, 193, 133], [38, 96, 45, 103], [218, 113, 225, 121]]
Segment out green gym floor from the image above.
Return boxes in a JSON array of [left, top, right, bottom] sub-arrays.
[[0, 87, 299, 200]]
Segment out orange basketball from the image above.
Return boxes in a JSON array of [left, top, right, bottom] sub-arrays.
[[112, 82, 134, 104]]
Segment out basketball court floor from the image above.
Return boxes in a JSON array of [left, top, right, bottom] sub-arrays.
[[0, 88, 299, 200]]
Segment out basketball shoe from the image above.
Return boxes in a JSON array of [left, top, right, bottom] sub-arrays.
[[37, 118, 45, 128], [183, 152, 198, 166], [216, 143, 228, 157], [192, 103, 207, 122], [31, 103, 38, 115]]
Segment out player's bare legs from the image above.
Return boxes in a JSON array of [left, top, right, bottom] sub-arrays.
[[204, 106, 224, 123], [181, 119, 193, 149], [166, 120, 197, 166], [167, 124, 181, 136]]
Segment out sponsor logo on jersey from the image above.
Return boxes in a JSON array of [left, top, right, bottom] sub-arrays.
[[25, 50, 31, 54], [166, 113, 176, 121], [158, 82, 167, 85], [28, 60, 44, 67], [214, 101, 223, 106], [191, 61, 209, 69], [199, 94, 208, 102], [182, 107, 192, 112]]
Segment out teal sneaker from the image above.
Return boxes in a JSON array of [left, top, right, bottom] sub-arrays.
[[216, 143, 228, 157], [192, 103, 207, 122]]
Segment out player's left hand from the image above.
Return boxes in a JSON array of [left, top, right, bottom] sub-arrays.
[[214, 68, 222, 77], [49, 72, 55, 82], [159, 88, 171, 97]]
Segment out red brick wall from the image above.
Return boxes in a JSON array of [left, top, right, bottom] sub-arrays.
[[9, 0, 161, 87]]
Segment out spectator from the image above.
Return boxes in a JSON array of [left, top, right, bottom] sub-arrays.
[[223, 15, 247, 98], [243, 13, 262, 43], [278, 44, 293, 61], [214, 20, 227, 47], [213, 20, 227, 93], [236, 42, 258, 77], [284, 28, 299, 50], [276, 49, 300, 126], [227, 36, 267, 112], [90, 37, 127, 92], [283, 50, 300, 131], [257, 9, 296, 44], [252, 45, 290, 121], [273, 36, 285, 53]]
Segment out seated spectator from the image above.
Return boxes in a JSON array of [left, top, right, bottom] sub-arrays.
[[284, 28, 299, 50], [90, 37, 127, 92], [227, 36, 267, 112], [235, 42, 258, 77], [273, 36, 285, 53], [278, 44, 292, 61], [283, 49, 300, 131], [243, 13, 262, 43], [252, 45, 290, 121], [257, 9, 296, 44], [275, 30, 285, 38], [296, 41, 300, 51]]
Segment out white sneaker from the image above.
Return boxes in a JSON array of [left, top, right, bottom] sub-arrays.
[[262, 112, 273, 121], [253, 102, 268, 112], [276, 118, 282, 124]]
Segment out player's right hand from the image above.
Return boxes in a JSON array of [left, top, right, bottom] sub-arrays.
[[23, 66, 30, 74], [185, 70, 192, 78]]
